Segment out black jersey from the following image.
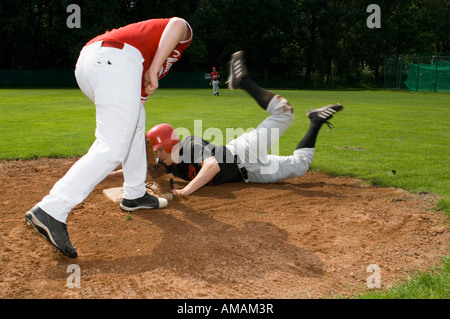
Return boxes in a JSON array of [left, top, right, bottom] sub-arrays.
[[166, 136, 243, 185]]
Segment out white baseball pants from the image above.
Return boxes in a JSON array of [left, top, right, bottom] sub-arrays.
[[38, 42, 147, 223], [212, 80, 219, 95], [226, 95, 314, 183]]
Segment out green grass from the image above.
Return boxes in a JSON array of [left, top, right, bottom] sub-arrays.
[[354, 257, 450, 299], [0, 87, 448, 298], [0, 89, 96, 158]]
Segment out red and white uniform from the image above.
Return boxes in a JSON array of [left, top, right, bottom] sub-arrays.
[[210, 71, 220, 81], [38, 18, 192, 223], [86, 18, 192, 101], [210, 69, 220, 95]]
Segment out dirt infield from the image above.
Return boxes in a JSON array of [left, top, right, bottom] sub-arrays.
[[0, 158, 448, 299]]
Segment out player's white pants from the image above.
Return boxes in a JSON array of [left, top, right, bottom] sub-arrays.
[[212, 80, 219, 94], [226, 95, 314, 183], [38, 42, 147, 223]]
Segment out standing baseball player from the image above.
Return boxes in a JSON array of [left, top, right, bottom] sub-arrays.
[[210, 67, 220, 96], [25, 18, 193, 258], [146, 51, 343, 196]]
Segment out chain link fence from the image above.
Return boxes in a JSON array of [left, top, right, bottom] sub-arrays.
[[384, 53, 450, 93]]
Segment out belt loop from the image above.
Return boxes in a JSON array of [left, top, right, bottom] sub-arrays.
[[101, 40, 125, 50], [234, 154, 249, 183]]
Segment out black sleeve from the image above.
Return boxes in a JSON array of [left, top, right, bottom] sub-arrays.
[[179, 136, 214, 165]]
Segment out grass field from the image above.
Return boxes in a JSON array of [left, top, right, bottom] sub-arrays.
[[0, 88, 449, 298]]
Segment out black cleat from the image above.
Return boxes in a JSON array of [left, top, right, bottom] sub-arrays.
[[307, 103, 344, 127], [120, 192, 168, 212], [227, 50, 248, 90], [25, 206, 78, 258]]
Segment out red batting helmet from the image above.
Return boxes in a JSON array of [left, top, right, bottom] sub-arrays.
[[146, 123, 180, 153]]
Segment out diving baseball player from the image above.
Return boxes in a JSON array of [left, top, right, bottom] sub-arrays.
[[146, 51, 343, 196], [25, 18, 193, 258]]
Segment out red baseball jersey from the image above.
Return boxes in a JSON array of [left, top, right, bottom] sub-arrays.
[[85, 18, 192, 99], [210, 71, 220, 81]]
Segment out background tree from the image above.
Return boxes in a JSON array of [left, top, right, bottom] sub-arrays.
[[0, 0, 448, 88]]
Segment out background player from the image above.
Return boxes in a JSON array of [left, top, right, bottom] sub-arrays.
[[25, 17, 192, 258], [210, 66, 220, 96], [146, 51, 343, 196]]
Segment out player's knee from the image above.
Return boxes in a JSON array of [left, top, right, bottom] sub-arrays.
[[267, 95, 294, 120], [293, 148, 314, 172], [94, 139, 129, 163], [285, 110, 294, 123]]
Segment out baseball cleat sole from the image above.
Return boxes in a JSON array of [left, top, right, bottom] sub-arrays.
[[25, 207, 78, 258], [227, 50, 248, 90], [307, 103, 344, 122]]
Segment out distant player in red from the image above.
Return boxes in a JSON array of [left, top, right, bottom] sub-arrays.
[[210, 67, 220, 96], [25, 18, 192, 258]]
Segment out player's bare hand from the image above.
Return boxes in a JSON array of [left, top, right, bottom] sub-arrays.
[[145, 82, 158, 95], [144, 70, 159, 95], [171, 189, 187, 197]]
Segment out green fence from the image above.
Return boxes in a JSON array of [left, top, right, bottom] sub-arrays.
[[0, 70, 77, 88], [384, 53, 450, 93], [0, 70, 211, 89], [159, 71, 210, 88]]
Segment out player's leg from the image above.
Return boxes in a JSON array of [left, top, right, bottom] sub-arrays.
[[121, 103, 147, 200], [26, 44, 144, 257], [296, 104, 344, 149], [38, 45, 144, 220], [253, 103, 344, 182], [226, 51, 295, 180], [227, 51, 275, 110], [213, 80, 219, 95], [120, 103, 168, 211]]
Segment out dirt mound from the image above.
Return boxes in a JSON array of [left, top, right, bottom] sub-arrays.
[[0, 158, 447, 298]]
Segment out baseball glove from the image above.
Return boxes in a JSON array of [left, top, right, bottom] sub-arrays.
[[146, 139, 167, 179]]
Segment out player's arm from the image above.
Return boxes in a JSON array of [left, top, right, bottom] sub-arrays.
[[174, 156, 220, 196], [144, 18, 190, 95]]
